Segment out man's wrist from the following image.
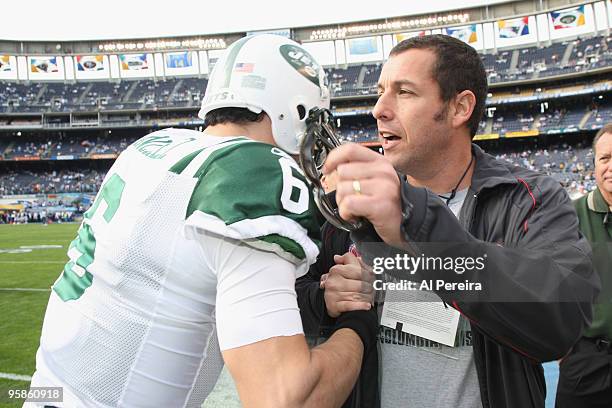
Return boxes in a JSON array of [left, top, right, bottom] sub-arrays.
[[333, 309, 378, 355]]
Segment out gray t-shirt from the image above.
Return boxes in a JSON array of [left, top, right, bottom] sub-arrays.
[[380, 188, 482, 408]]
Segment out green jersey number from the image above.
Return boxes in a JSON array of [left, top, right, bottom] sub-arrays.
[[53, 174, 126, 301]]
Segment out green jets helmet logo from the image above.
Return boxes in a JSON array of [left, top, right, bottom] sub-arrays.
[[559, 15, 576, 24], [280, 44, 322, 87]]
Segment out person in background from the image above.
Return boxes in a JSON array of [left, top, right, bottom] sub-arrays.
[[556, 124, 612, 408]]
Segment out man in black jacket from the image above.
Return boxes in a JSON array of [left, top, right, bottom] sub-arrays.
[[305, 34, 599, 407]]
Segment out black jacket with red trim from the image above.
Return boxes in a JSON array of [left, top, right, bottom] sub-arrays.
[[297, 143, 599, 408], [396, 143, 599, 408]]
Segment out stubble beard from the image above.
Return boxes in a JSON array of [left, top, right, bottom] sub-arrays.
[[399, 106, 451, 179]]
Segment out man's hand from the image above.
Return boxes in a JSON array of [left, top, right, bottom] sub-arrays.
[[321, 252, 375, 318], [323, 143, 405, 247]]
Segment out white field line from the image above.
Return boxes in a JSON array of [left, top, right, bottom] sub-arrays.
[[0, 288, 50, 292], [0, 261, 65, 264], [0, 372, 32, 381]]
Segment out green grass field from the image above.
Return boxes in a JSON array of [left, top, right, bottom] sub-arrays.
[[0, 223, 76, 407], [0, 223, 239, 407]]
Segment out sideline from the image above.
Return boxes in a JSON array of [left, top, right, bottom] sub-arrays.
[[0, 261, 64, 264], [0, 372, 32, 381], [0, 288, 50, 292]]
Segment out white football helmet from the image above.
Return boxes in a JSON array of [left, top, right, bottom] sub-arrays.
[[198, 34, 330, 154]]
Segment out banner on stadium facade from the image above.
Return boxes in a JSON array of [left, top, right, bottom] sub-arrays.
[[505, 130, 539, 138], [0, 55, 11, 71], [497, 17, 530, 38], [29, 56, 59, 73], [119, 53, 149, 71], [0, 204, 24, 211], [165, 51, 193, 69], [246, 28, 291, 38], [473, 133, 500, 141], [14, 156, 41, 161], [347, 37, 379, 55], [550, 5, 585, 30], [164, 51, 199, 76], [91, 153, 118, 159], [346, 36, 383, 63], [76, 55, 105, 71], [395, 31, 428, 43], [444, 25, 478, 44]]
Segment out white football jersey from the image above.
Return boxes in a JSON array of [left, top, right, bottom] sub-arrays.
[[29, 128, 320, 408]]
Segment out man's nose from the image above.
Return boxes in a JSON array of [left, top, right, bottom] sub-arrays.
[[372, 93, 393, 121]]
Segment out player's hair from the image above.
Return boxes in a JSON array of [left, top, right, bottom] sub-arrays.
[[204, 107, 266, 128], [592, 123, 612, 155], [390, 34, 488, 137]]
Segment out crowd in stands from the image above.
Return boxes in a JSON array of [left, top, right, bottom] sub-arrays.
[[0, 133, 138, 160], [494, 142, 595, 198], [1, 34, 611, 113], [486, 35, 612, 83], [0, 34, 610, 223], [0, 194, 85, 224], [1, 209, 75, 224], [0, 169, 104, 195], [0, 140, 597, 201], [0, 76, 206, 113]]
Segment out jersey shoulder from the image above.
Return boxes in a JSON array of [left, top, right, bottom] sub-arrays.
[[178, 141, 320, 266], [127, 128, 213, 163]]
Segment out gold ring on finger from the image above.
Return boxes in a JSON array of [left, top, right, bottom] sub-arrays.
[[352, 179, 362, 195]]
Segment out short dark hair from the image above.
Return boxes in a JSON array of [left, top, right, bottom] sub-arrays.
[[204, 107, 265, 128], [593, 123, 612, 155], [389, 34, 488, 137]]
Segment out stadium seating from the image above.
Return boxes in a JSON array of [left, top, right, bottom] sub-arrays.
[[0, 34, 609, 113], [584, 103, 612, 129], [0, 139, 596, 199], [0, 169, 104, 195], [0, 33, 610, 206]]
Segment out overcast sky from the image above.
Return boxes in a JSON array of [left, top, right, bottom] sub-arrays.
[[1, 0, 512, 42]]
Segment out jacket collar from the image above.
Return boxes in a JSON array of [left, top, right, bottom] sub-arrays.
[[469, 144, 518, 193], [587, 188, 611, 213]]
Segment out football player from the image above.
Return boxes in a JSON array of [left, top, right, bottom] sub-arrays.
[[28, 34, 376, 408]]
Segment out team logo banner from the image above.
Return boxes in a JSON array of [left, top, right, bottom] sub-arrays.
[[0, 55, 11, 71], [30, 57, 59, 73], [165, 51, 193, 69], [120, 54, 148, 71], [347, 37, 378, 56], [498, 17, 530, 38], [444, 25, 478, 44], [550, 5, 585, 30], [77, 55, 104, 71], [395, 31, 427, 43]]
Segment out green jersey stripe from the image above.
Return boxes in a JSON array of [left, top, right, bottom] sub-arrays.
[[182, 138, 251, 178], [258, 234, 306, 260], [169, 148, 205, 174], [185, 211, 319, 265], [168, 137, 249, 176]]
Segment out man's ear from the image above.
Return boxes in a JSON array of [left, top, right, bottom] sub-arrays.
[[451, 90, 476, 130]]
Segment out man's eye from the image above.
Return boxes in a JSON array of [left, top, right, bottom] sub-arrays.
[[399, 89, 413, 95]]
